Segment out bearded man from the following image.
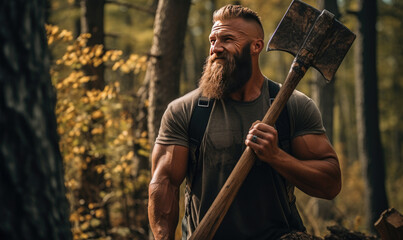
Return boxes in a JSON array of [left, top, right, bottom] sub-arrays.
[[148, 4, 341, 240]]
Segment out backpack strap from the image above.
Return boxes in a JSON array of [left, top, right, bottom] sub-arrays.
[[183, 96, 214, 239], [268, 80, 291, 153], [188, 96, 214, 161], [186, 96, 214, 194], [268, 80, 305, 231]]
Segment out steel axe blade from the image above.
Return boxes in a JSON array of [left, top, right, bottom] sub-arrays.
[[267, 0, 356, 82]]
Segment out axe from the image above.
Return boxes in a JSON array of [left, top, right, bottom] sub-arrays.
[[189, 1, 355, 239]]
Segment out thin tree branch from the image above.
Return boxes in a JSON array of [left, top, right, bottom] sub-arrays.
[[105, 0, 156, 15], [105, 33, 120, 39], [346, 10, 359, 16]]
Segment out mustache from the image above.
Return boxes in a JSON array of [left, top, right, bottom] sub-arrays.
[[209, 52, 231, 62]]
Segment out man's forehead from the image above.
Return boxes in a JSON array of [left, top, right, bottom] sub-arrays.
[[210, 19, 260, 38]]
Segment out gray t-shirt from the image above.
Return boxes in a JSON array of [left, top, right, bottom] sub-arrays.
[[156, 79, 325, 239]]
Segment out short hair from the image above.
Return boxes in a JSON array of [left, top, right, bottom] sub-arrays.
[[213, 5, 264, 37]]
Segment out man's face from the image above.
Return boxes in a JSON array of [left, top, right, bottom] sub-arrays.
[[199, 19, 256, 99], [199, 42, 252, 99]]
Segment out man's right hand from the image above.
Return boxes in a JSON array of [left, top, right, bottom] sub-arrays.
[[148, 144, 188, 239]]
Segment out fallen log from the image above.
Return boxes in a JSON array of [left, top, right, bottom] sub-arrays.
[[375, 208, 403, 240], [324, 225, 378, 240], [280, 231, 322, 240], [279, 225, 379, 240]]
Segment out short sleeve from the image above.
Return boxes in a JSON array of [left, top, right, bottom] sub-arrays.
[[155, 101, 190, 148], [288, 91, 326, 139], [155, 89, 202, 147]]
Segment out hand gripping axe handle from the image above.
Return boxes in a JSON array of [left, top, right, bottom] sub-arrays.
[[189, 1, 355, 239]]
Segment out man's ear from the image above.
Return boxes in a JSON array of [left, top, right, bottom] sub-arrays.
[[251, 39, 264, 55]]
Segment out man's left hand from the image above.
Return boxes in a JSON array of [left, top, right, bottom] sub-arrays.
[[245, 121, 282, 163]]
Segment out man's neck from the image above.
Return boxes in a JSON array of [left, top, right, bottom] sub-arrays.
[[229, 72, 264, 101]]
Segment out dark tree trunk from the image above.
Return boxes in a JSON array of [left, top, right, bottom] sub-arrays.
[[78, 0, 109, 236], [80, 0, 105, 86], [146, 0, 192, 147], [0, 1, 72, 239], [134, 79, 150, 173], [354, 0, 389, 231]]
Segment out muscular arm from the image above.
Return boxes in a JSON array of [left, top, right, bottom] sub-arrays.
[[287, 133, 341, 199], [148, 144, 188, 240], [246, 123, 341, 199]]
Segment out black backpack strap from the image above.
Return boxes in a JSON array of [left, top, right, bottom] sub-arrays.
[[188, 96, 214, 160], [268, 80, 291, 153], [268, 80, 305, 231], [187, 96, 214, 189], [183, 96, 214, 239]]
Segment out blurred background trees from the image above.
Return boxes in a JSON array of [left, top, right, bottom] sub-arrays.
[[353, 0, 389, 231], [2, 0, 402, 239], [0, 0, 71, 239]]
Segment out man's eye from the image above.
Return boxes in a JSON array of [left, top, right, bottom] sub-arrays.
[[210, 39, 216, 44]]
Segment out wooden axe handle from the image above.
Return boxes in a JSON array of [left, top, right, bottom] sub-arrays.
[[189, 60, 307, 240]]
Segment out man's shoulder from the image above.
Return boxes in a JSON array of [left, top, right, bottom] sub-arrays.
[[167, 88, 202, 112], [170, 88, 202, 105], [287, 89, 320, 119], [286, 89, 325, 137], [156, 88, 203, 147], [288, 89, 313, 106], [267, 79, 310, 101]]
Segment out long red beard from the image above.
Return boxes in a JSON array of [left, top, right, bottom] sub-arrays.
[[199, 44, 252, 99], [198, 52, 236, 99]]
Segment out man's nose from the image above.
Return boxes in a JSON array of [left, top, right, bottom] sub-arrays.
[[211, 42, 224, 55]]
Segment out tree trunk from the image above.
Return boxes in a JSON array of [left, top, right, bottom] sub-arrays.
[[0, 1, 71, 239], [78, 0, 109, 236], [134, 79, 150, 173], [80, 0, 105, 87], [354, 0, 389, 231], [146, 0, 192, 147]]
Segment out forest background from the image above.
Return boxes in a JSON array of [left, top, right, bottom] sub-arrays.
[[1, 0, 402, 240]]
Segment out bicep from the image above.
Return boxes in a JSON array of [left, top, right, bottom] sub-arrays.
[[291, 134, 338, 166], [287, 134, 341, 199], [151, 144, 188, 187]]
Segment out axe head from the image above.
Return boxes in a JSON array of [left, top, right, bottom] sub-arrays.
[[266, 0, 356, 82]]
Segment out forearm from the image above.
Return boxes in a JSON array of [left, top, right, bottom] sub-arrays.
[[270, 149, 341, 199], [148, 180, 180, 240]]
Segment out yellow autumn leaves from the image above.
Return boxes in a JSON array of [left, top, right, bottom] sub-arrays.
[[46, 24, 73, 44], [112, 54, 147, 74], [47, 24, 150, 240], [46, 24, 147, 74]]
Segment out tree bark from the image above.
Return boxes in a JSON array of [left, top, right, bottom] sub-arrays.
[[78, 0, 109, 236], [354, 0, 389, 231], [0, 1, 72, 239], [146, 0, 192, 147], [80, 0, 105, 87]]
